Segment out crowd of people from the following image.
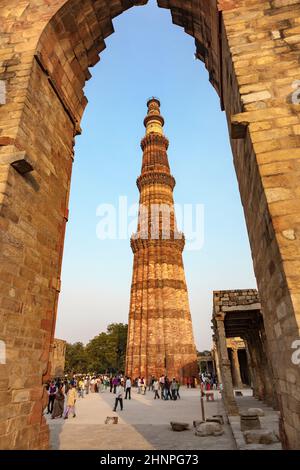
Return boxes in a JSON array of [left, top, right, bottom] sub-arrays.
[[200, 372, 218, 390], [45, 371, 219, 419]]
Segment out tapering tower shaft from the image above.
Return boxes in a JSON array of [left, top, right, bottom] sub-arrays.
[[125, 98, 198, 381]]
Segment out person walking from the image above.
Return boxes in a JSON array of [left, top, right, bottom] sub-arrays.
[[64, 383, 77, 419], [113, 381, 124, 411], [51, 385, 65, 419], [125, 376, 131, 400], [153, 379, 160, 399]]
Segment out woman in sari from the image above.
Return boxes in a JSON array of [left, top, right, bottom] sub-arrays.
[[51, 385, 65, 419]]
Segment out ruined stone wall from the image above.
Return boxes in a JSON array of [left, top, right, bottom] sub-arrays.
[[214, 290, 260, 309]]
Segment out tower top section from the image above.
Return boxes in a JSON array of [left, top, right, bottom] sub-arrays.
[[144, 97, 165, 136]]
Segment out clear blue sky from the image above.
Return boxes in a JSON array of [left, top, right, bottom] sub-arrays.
[[55, 0, 257, 350]]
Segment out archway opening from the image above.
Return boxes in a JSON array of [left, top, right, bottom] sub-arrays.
[[1, 0, 300, 450], [54, 1, 256, 366]]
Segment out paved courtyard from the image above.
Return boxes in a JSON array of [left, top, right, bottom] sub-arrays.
[[47, 388, 236, 450]]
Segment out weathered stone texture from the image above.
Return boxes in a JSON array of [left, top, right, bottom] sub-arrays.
[[126, 99, 198, 381], [0, 0, 299, 450], [49, 338, 66, 378]]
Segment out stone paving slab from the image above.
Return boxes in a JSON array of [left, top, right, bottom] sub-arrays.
[[47, 389, 236, 450]]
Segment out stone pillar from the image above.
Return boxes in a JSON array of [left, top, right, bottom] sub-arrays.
[[212, 339, 221, 385], [245, 331, 266, 401], [215, 317, 238, 415], [231, 347, 243, 389], [244, 342, 254, 388], [260, 326, 278, 409]]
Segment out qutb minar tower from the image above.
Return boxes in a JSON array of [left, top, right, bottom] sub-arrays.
[[125, 98, 198, 381]]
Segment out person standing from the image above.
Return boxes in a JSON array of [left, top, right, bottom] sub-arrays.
[[153, 379, 160, 399], [64, 379, 69, 395], [112, 376, 118, 394], [64, 383, 77, 419], [125, 377, 131, 400], [148, 375, 154, 391], [176, 380, 181, 399], [84, 377, 89, 395], [137, 376, 142, 394], [51, 385, 65, 419], [113, 381, 124, 411], [47, 381, 57, 414], [141, 377, 146, 395], [164, 377, 172, 400], [170, 378, 178, 401], [159, 375, 165, 399], [78, 378, 84, 398]]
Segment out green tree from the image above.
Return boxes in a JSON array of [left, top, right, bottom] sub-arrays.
[[65, 323, 128, 374], [86, 323, 128, 373], [65, 342, 88, 373]]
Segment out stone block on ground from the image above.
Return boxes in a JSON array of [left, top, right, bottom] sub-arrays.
[[207, 416, 224, 425], [248, 407, 265, 417], [213, 414, 224, 425], [243, 430, 279, 445], [240, 411, 261, 431], [193, 420, 204, 428], [195, 422, 224, 437], [170, 422, 189, 432], [105, 416, 118, 424]]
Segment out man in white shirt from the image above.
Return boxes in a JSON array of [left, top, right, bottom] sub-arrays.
[[159, 375, 165, 399], [153, 379, 160, 399], [137, 376, 142, 394], [125, 376, 131, 400]]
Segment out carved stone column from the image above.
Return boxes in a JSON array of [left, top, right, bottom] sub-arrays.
[[216, 317, 238, 415], [212, 338, 221, 384], [231, 347, 243, 389], [259, 326, 278, 409], [245, 330, 266, 401]]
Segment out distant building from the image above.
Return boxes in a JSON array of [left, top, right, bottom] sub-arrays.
[[197, 350, 215, 375]]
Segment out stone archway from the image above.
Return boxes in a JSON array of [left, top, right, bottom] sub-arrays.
[[0, 0, 300, 450]]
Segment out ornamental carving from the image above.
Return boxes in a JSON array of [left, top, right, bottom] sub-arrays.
[[137, 171, 176, 191]]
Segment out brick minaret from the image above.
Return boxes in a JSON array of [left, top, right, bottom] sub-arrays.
[[125, 98, 198, 382]]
